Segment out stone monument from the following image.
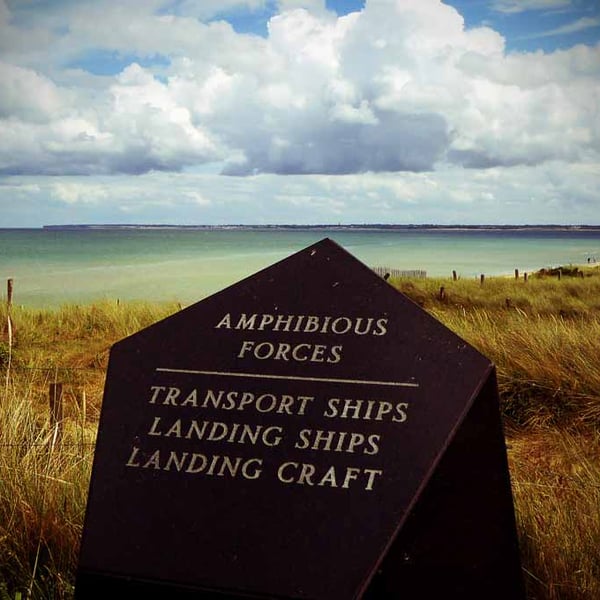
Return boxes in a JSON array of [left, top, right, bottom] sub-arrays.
[[76, 238, 524, 599]]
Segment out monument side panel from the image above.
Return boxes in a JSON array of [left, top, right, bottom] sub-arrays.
[[364, 369, 524, 599]]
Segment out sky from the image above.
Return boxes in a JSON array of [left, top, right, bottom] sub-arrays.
[[0, 0, 599, 226]]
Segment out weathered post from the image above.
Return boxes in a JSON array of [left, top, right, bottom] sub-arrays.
[[7, 278, 13, 309], [514, 269, 519, 280], [558, 269, 562, 281], [452, 270, 457, 281], [439, 286, 446, 301], [78, 389, 87, 456], [4, 278, 14, 386], [480, 274, 485, 285], [78, 388, 87, 420], [49, 383, 64, 442], [524, 272, 528, 283]]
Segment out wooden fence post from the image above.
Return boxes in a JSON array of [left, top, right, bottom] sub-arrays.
[[4, 279, 14, 387], [480, 274, 485, 285], [78, 389, 87, 456], [78, 388, 87, 421], [452, 270, 457, 281], [514, 269, 519, 280], [49, 383, 64, 442], [558, 269, 562, 281], [439, 286, 446, 301], [524, 272, 528, 283], [7, 278, 13, 309]]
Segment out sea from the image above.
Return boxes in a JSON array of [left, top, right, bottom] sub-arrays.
[[1, 226, 600, 308]]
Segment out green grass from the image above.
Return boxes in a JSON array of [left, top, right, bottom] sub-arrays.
[[4, 300, 180, 368]]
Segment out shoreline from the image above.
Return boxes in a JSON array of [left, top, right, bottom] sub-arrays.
[[3, 227, 599, 309], [5, 264, 599, 311]]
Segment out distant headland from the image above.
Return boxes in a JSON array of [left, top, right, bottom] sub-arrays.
[[41, 224, 600, 231]]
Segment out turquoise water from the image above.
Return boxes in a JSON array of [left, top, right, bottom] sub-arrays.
[[1, 228, 599, 307]]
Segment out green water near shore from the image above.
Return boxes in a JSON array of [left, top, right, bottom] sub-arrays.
[[1, 228, 599, 307]]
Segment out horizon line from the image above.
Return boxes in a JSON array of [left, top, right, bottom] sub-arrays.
[[30, 223, 600, 230]]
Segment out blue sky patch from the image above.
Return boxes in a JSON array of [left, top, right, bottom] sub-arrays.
[[66, 50, 171, 77], [448, 0, 600, 52], [210, 0, 365, 36], [202, 0, 599, 53]]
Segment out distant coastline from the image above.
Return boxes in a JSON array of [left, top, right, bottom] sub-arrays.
[[41, 223, 600, 232]]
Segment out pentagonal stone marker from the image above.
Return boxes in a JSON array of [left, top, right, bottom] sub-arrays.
[[76, 238, 524, 599]]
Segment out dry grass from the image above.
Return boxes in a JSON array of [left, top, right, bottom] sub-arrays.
[[396, 267, 600, 316], [1, 271, 600, 598], [394, 268, 600, 428], [0, 376, 94, 598], [509, 430, 600, 599], [0, 300, 179, 598], [435, 310, 600, 427], [5, 300, 180, 369]]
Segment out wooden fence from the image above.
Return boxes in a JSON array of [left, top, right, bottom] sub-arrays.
[[372, 266, 427, 279], [2, 365, 102, 445]]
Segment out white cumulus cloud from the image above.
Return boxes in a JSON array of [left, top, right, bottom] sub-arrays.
[[0, 0, 598, 182]]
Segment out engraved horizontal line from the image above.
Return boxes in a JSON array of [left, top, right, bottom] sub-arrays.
[[155, 368, 419, 388]]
